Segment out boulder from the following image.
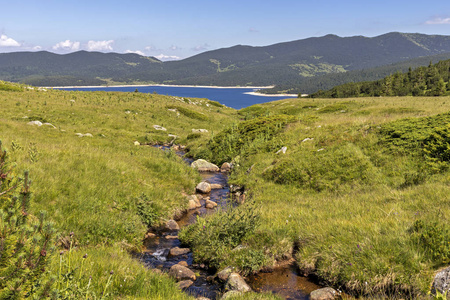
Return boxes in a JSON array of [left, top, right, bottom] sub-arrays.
[[144, 232, 156, 239], [178, 261, 189, 267], [432, 266, 450, 296], [165, 235, 178, 240], [187, 195, 201, 209], [165, 219, 180, 231], [210, 184, 223, 190], [310, 287, 338, 300], [169, 247, 190, 256], [196, 181, 211, 194], [177, 280, 194, 289], [134, 141, 140, 146], [168, 264, 196, 281], [192, 129, 208, 133], [220, 162, 232, 172], [217, 267, 234, 282], [191, 159, 219, 172], [205, 200, 218, 209], [225, 273, 251, 292]]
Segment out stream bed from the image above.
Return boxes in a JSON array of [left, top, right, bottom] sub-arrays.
[[138, 146, 324, 299]]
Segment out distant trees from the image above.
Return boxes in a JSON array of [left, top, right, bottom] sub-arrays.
[[309, 59, 450, 98]]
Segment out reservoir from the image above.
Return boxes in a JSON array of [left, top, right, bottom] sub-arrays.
[[56, 85, 297, 109]]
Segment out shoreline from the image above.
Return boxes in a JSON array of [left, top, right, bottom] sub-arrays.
[[244, 91, 298, 97], [48, 83, 275, 89]]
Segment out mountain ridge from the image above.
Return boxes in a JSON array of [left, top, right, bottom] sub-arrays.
[[1, 32, 450, 91]]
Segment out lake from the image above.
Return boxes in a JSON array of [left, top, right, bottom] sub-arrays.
[[56, 85, 297, 109]]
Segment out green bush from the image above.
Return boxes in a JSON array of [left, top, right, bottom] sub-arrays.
[[318, 104, 347, 113], [0, 141, 55, 299], [264, 143, 378, 191], [412, 220, 450, 265], [0, 81, 23, 92], [166, 105, 209, 121], [179, 201, 261, 272], [206, 114, 296, 164], [423, 124, 450, 172], [136, 193, 163, 227]]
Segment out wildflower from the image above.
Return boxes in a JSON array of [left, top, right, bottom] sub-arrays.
[[83, 253, 88, 259], [110, 270, 114, 275]]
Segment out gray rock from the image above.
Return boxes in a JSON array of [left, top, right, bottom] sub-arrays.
[[310, 287, 338, 300], [168, 264, 196, 281], [43, 122, 56, 128], [27, 120, 43, 126], [169, 247, 190, 256], [196, 181, 211, 194], [217, 267, 234, 282], [177, 280, 194, 289], [210, 184, 223, 189], [177, 261, 189, 267], [432, 266, 450, 296], [165, 219, 180, 231], [225, 272, 251, 292], [276, 146, 287, 154], [192, 129, 208, 133], [191, 159, 219, 172], [153, 125, 167, 131]]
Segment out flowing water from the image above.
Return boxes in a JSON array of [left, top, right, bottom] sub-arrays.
[[139, 146, 323, 299]]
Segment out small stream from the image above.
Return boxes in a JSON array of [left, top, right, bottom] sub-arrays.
[[139, 145, 324, 299]]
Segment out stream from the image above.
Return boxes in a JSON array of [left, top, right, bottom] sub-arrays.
[[138, 146, 324, 299]]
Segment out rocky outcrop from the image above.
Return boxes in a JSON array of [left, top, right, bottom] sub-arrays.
[[168, 264, 196, 281], [432, 266, 450, 296], [225, 272, 251, 292], [196, 181, 211, 194], [187, 195, 201, 210], [310, 287, 338, 300], [191, 159, 219, 172]]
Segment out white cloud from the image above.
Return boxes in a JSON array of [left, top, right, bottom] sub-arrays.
[[86, 40, 114, 51], [191, 43, 210, 52], [125, 49, 145, 56], [155, 54, 181, 61], [170, 45, 181, 51], [53, 40, 80, 51], [0, 34, 21, 47], [425, 17, 450, 25], [33, 46, 42, 51]]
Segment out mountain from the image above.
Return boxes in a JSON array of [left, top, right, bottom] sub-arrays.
[[1, 32, 450, 89]]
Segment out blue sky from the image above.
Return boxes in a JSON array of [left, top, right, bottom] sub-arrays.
[[0, 0, 449, 60]]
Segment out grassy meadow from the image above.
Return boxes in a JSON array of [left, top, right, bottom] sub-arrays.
[[2, 80, 450, 299], [0, 83, 241, 299], [184, 96, 450, 298]]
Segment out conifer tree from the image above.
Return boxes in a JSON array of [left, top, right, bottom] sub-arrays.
[[0, 141, 55, 299]]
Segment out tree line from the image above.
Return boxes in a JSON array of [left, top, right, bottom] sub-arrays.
[[309, 60, 450, 98]]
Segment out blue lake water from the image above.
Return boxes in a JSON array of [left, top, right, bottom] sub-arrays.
[[57, 86, 297, 109]]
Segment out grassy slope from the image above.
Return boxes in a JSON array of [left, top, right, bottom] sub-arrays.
[[0, 85, 241, 299], [186, 96, 450, 298]]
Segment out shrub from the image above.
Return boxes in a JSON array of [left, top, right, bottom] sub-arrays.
[[179, 200, 261, 272], [206, 114, 296, 164], [412, 220, 450, 265], [165, 105, 209, 121], [0, 141, 56, 299], [423, 124, 450, 172], [264, 143, 379, 191], [136, 193, 163, 227]]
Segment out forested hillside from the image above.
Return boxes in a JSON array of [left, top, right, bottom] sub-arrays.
[[309, 59, 450, 98]]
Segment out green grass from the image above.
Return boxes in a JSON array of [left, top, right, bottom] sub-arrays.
[[185, 95, 450, 298], [0, 87, 238, 299]]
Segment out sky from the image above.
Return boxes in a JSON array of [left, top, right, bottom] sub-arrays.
[[0, 0, 449, 61]]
